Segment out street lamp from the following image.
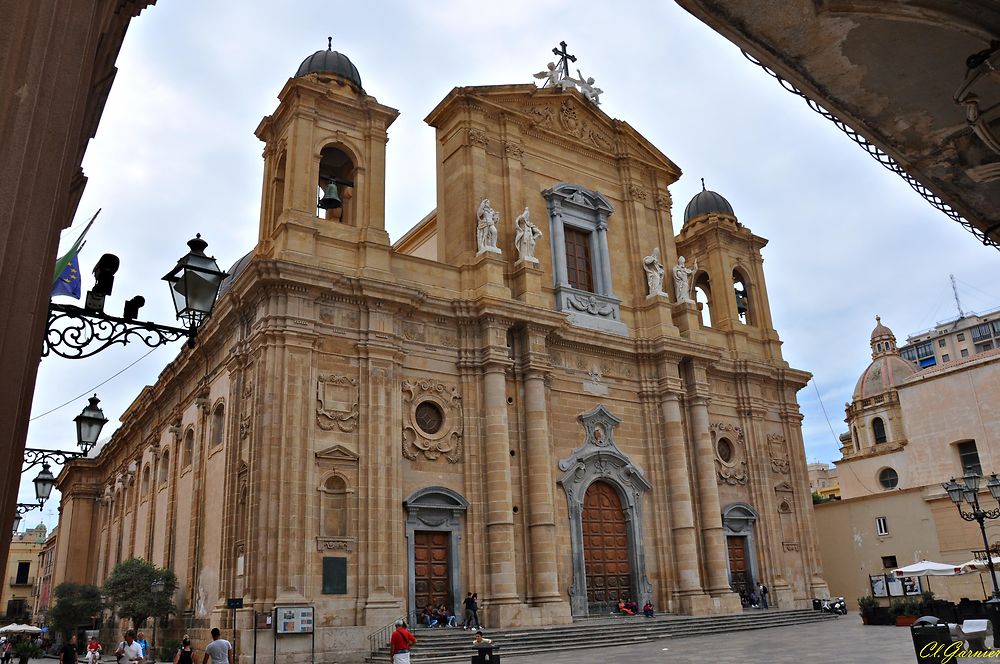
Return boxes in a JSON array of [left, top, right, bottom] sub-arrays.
[[944, 471, 1000, 602], [11, 503, 41, 533], [44, 234, 228, 359], [150, 578, 166, 663], [13, 396, 111, 531]]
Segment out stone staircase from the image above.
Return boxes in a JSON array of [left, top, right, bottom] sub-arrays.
[[367, 609, 838, 662]]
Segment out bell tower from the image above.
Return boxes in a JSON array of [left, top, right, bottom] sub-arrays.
[[254, 40, 399, 269]]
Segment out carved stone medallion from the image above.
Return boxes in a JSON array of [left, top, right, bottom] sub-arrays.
[[401, 379, 463, 462], [316, 374, 359, 432], [712, 422, 748, 485]]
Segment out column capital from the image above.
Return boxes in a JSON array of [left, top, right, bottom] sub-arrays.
[[688, 395, 712, 408]]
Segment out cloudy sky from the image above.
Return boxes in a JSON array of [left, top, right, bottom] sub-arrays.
[[21, 1, 998, 529]]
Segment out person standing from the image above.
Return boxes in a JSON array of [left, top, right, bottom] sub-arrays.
[[172, 638, 194, 664], [136, 633, 149, 662], [202, 629, 233, 664], [61, 635, 79, 664], [117, 630, 144, 664], [388, 619, 416, 664], [758, 582, 769, 610]]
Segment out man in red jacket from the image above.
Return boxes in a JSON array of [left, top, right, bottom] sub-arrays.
[[389, 619, 416, 664]]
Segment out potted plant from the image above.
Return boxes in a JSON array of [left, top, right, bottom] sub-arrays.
[[891, 598, 921, 626], [858, 595, 879, 625], [14, 640, 43, 664]]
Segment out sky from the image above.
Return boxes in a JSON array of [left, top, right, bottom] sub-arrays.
[[20, 0, 999, 530]]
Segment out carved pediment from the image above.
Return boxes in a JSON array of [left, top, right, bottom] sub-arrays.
[[315, 444, 359, 465], [774, 480, 795, 493]]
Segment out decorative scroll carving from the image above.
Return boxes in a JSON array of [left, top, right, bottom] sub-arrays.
[[401, 379, 463, 462], [767, 432, 790, 474], [468, 128, 489, 147], [567, 293, 615, 317], [712, 422, 748, 485], [503, 141, 524, 158], [316, 374, 359, 432], [316, 537, 355, 552], [239, 377, 254, 440], [628, 182, 647, 201]]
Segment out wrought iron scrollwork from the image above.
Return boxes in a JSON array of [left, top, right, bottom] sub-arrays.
[[23, 447, 85, 471], [959, 507, 1000, 522], [43, 303, 193, 360], [741, 50, 997, 250]]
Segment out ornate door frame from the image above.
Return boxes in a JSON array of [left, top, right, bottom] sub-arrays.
[[558, 404, 653, 617], [403, 486, 469, 619], [722, 502, 760, 599]]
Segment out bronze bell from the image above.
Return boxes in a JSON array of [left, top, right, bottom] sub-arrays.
[[318, 182, 342, 210]]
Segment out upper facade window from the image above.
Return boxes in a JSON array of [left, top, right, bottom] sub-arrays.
[[957, 440, 982, 476], [542, 182, 626, 336], [872, 417, 887, 444]]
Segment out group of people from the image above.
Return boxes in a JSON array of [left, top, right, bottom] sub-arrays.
[[740, 582, 770, 609], [420, 592, 484, 630], [389, 618, 497, 664], [57, 628, 232, 664], [615, 596, 654, 617]]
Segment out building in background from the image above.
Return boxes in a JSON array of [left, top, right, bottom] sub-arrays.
[[807, 462, 839, 500], [52, 44, 828, 661], [2, 525, 47, 623], [901, 306, 1000, 368], [815, 317, 1000, 607], [32, 528, 58, 626]]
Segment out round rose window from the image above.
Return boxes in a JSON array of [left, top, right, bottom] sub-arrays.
[[415, 401, 444, 435], [717, 437, 734, 463]]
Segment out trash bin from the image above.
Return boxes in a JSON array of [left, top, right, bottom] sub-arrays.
[[911, 616, 953, 664], [812, 598, 822, 611], [472, 644, 500, 664]]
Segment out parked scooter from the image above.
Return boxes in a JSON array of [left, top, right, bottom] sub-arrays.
[[821, 597, 848, 615]]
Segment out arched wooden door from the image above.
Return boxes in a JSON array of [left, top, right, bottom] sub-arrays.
[[582, 481, 632, 607]]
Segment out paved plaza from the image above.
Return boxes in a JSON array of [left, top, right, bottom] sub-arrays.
[[500, 614, 999, 664]]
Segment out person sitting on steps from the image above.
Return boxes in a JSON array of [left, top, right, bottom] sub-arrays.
[[643, 601, 654, 618], [617, 598, 635, 615], [421, 605, 439, 628]]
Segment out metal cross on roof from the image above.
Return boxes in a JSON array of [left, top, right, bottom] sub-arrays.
[[552, 41, 577, 79]]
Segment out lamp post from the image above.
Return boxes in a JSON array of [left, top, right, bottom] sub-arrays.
[[150, 578, 166, 663], [44, 234, 228, 359], [943, 470, 1000, 602], [11, 503, 41, 533], [12, 396, 110, 530]]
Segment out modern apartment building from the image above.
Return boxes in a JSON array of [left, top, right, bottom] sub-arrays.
[[900, 306, 1000, 368]]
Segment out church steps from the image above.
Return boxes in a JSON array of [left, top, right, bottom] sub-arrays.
[[368, 609, 837, 662]]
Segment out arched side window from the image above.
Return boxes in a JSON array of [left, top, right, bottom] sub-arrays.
[[321, 475, 348, 538], [183, 428, 195, 468], [732, 269, 753, 325], [270, 150, 286, 232], [211, 403, 225, 448], [872, 417, 887, 444], [694, 273, 713, 327], [140, 466, 151, 498], [316, 144, 356, 224], [852, 426, 859, 452], [158, 449, 170, 485]]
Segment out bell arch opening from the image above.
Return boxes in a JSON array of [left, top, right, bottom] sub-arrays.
[[316, 144, 357, 224]]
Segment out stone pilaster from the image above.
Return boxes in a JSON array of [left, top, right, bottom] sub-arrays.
[[482, 361, 519, 608], [522, 369, 560, 603], [687, 395, 732, 596]]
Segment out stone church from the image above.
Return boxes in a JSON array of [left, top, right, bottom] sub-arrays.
[[53, 43, 828, 659]]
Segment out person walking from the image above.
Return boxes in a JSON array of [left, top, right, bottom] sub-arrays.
[[388, 619, 416, 664], [462, 593, 476, 630], [3, 639, 15, 664], [61, 635, 79, 664], [172, 638, 194, 664], [758, 582, 769, 609], [116, 630, 144, 664], [202, 629, 233, 664]]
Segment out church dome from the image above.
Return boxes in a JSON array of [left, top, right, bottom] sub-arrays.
[[295, 39, 363, 91], [852, 316, 918, 401], [683, 180, 735, 224]]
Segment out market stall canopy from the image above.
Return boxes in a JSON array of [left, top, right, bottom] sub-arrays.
[[0, 624, 18, 633], [961, 557, 1000, 574], [0, 624, 41, 634], [892, 560, 964, 577]]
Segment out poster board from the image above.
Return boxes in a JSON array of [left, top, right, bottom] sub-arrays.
[[275, 607, 314, 635], [870, 574, 922, 597]]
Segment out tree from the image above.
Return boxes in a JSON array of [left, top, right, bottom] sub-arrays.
[[812, 491, 833, 504], [48, 582, 103, 637], [102, 559, 177, 630]]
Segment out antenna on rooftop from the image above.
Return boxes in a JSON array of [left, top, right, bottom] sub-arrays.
[[950, 274, 965, 319]]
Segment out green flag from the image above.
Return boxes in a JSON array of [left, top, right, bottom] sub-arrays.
[[53, 209, 100, 288]]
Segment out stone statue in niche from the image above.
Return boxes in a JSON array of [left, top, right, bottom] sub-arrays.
[[513, 207, 542, 264], [476, 198, 501, 255], [642, 247, 667, 298], [673, 255, 698, 304]]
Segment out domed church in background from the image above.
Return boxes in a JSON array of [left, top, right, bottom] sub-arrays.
[[52, 40, 830, 662]]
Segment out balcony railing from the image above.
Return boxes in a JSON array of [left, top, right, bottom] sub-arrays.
[[9, 577, 35, 586]]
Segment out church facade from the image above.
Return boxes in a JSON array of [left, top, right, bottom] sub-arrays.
[[53, 45, 827, 659]]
